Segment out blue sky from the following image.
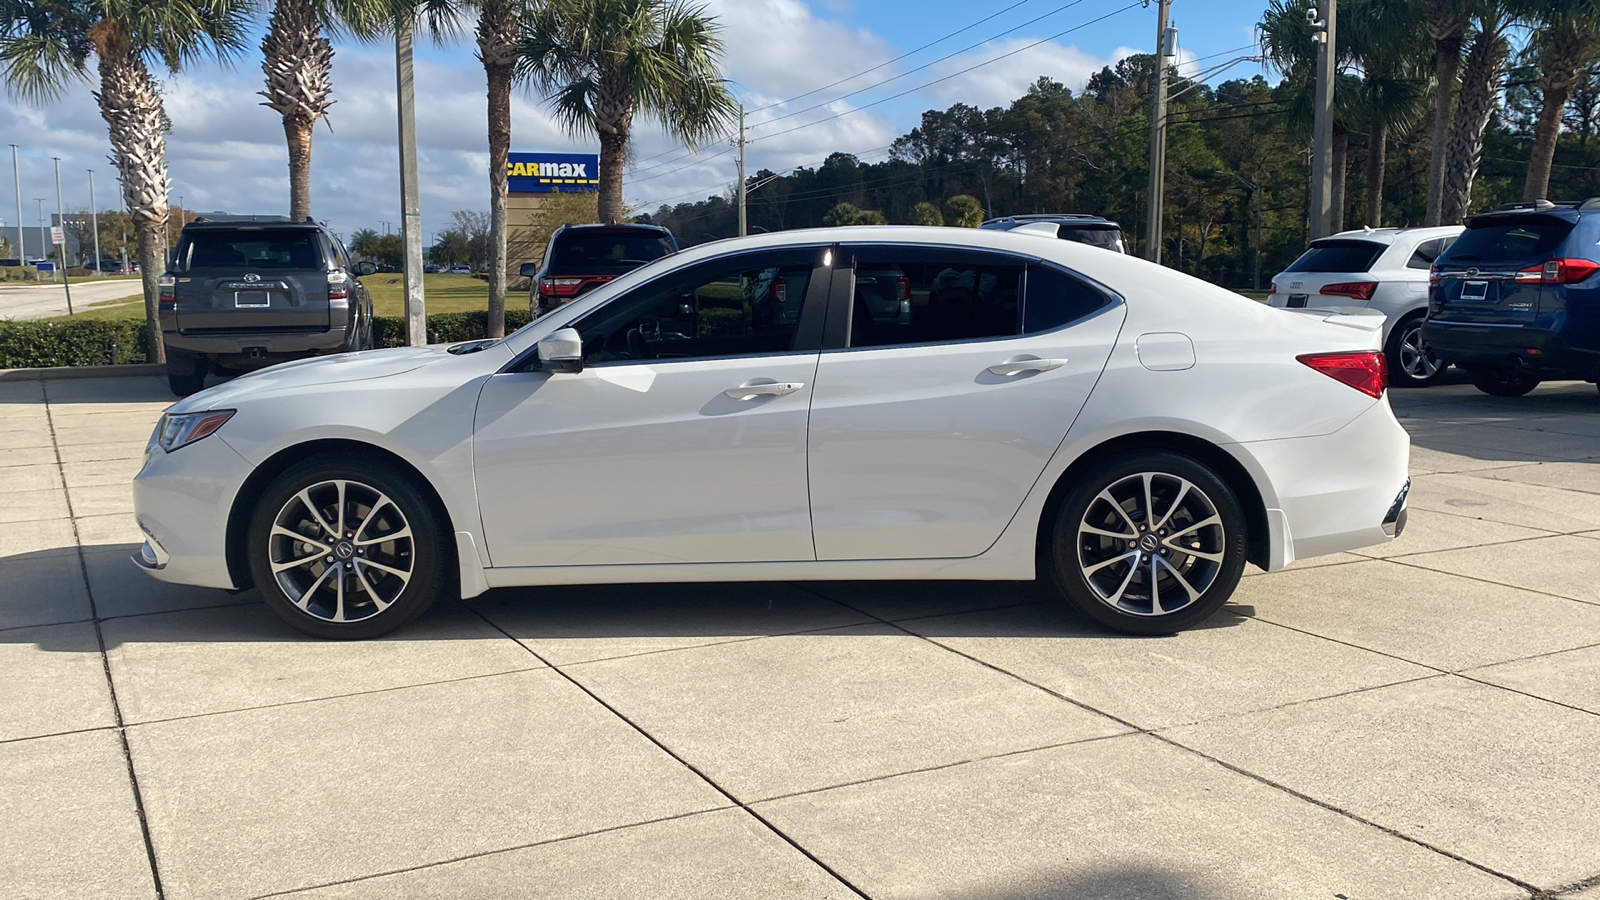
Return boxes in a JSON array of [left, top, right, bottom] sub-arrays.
[[1, 0, 1280, 242]]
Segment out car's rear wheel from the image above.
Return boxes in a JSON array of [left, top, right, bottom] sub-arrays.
[[1048, 452, 1248, 635], [1386, 315, 1446, 388], [165, 347, 207, 397], [247, 457, 451, 639], [1468, 366, 1541, 397]]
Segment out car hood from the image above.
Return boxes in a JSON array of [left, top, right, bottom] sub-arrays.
[[168, 346, 455, 413]]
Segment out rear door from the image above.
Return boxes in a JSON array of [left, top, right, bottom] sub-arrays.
[[806, 246, 1125, 560], [1431, 214, 1575, 325], [173, 228, 330, 333]]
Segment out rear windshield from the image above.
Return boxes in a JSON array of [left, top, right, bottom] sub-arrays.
[[549, 231, 673, 275], [179, 230, 322, 271], [1285, 240, 1385, 273], [1444, 218, 1575, 263], [1058, 225, 1124, 250]]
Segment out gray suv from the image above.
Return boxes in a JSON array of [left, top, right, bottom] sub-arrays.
[[159, 216, 376, 396]]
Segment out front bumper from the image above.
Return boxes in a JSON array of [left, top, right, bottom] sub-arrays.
[[1422, 320, 1600, 381], [130, 433, 255, 590]]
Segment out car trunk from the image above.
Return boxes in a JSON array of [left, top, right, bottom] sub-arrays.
[[173, 230, 330, 334], [1269, 239, 1386, 308], [1430, 214, 1575, 326]]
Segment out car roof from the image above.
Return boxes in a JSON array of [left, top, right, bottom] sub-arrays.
[[981, 214, 1121, 228], [554, 222, 672, 236], [1314, 224, 1464, 246]]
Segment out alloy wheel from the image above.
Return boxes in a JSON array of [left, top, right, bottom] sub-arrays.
[[1397, 320, 1442, 381], [1076, 472, 1227, 617], [267, 479, 414, 623]]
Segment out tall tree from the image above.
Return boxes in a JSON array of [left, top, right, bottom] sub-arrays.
[[1421, 0, 1470, 224], [259, 0, 334, 222], [476, 0, 518, 337], [348, 226, 381, 259], [1520, 0, 1600, 200], [1344, 0, 1431, 227], [516, 0, 739, 222], [0, 0, 249, 364], [1441, 7, 1513, 222]]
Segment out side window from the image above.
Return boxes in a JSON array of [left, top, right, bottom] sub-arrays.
[[850, 257, 1023, 347], [1407, 238, 1444, 269], [570, 248, 822, 364], [1024, 265, 1114, 332]]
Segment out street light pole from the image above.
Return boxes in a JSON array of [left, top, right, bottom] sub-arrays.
[[9, 145, 21, 262], [1144, 0, 1174, 262], [88, 169, 102, 273], [1309, 0, 1336, 239], [395, 16, 426, 346], [736, 103, 747, 237], [52, 157, 73, 314]]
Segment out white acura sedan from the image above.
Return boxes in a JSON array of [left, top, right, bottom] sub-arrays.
[[133, 227, 1410, 639]]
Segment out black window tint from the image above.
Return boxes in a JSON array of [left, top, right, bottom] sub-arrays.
[[180, 230, 322, 271], [1024, 265, 1112, 332], [571, 249, 819, 364], [549, 232, 674, 275], [1285, 240, 1385, 273], [1406, 238, 1442, 269], [1445, 219, 1574, 262], [850, 258, 1022, 347], [1057, 226, 1123, 250]]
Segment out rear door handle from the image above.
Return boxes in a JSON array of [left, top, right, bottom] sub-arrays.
[[724, 381, 805, 400], [987, 358, 1067, 376]]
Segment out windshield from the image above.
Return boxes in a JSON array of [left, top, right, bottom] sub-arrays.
[[1444, 219, 1574, 263], [548, 231, 674, 275], [178, 230, 323, 271], [1284, 240, 1385, 273]]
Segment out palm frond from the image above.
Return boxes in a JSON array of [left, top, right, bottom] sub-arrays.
[[0, 0, 92, 102]]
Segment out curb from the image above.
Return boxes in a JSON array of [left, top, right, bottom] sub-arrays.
[[0, 363, 164, 382]]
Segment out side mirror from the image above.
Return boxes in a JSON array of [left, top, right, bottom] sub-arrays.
[[518, 262, 540, 278], [356, 261, 377, 276], [537, 327, 584, 373]]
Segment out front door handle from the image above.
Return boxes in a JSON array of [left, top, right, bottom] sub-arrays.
[[724, 381, 805, 400], [987, 358, 1067, 376]]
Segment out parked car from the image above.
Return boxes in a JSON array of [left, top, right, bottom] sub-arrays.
[[1423, 199, 1600, 396], [1268, 225, 1463, 387], [980, 214, 1130, 254], [157, 215, 376, 397], [447, 264, 472, 274], [520, 222, 678, 316], [133, 225, 1409, 640]]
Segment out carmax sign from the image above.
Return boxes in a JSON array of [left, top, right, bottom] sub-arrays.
[[507, 151, 600, 193]]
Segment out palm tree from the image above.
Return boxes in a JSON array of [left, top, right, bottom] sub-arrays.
[[516, 0, 739, 223], [1344, 0, 1431, 227], [348, 227, 381, 260], [1, 0, 249, 364], [476, 0, 519, 338], [1420, 0, 1470, 225], [1441, 7, 1514, 222], [1259, 0, 1360, 232], [1520, 2, 1600, 200]]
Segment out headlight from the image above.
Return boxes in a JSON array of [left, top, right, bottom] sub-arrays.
[[155, 410, 235, 452]]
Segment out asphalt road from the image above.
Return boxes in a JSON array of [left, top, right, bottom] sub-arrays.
[[0, 279, 144, 320]]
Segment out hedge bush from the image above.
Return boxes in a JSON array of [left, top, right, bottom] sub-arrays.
[[1, 266, 38, 282], [0, 308, 536, 369]]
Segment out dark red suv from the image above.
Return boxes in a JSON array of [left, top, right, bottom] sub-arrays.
[[521, 223, 678, 316]]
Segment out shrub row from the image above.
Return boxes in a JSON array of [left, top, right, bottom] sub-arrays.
[[0, 308, 537, 369]]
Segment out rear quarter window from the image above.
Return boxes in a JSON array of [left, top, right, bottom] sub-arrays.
[[1285, 240, 1386, 273]]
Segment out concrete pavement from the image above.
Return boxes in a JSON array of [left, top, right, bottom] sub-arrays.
[[0, 278, 144, 320], [1, 372, 1599, 899]]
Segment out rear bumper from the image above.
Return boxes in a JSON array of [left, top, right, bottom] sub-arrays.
[[163, 326, 353, 365], [1422, 320, 1600, 380]]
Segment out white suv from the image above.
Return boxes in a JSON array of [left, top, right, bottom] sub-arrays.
[[1268, 225, 1463, 387]]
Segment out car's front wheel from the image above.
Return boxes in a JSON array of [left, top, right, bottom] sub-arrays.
[[1468, 366, 1541, 397], [247, 456, 451, 639], [1047, 452, 1248, 635], [1386, 315, 1447, 388]]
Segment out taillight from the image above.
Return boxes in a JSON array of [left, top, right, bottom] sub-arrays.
[[1269, 281, 1278, 294], [1516, 258, 1600, 284], [1319, 281, 1377, 301], [327, 270, 350, 301], [1298, 351, 1387, 398], [538, 277, 584, 297], [1428, 266, 1441, 286], [897, 275, 911, 302], [158, 273, 175, 307]]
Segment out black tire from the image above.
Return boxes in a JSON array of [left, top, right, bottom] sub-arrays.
[[1385, 315, 1447, 388], [247, 455, 452, 639], [1469, 366, 1541, 397], [1047, 452, 1248, 635], [165, 348, 207, 397]]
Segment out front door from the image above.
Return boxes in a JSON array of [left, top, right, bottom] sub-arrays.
[[474, 246, 832, 568], [807, 247, 1126, 560]]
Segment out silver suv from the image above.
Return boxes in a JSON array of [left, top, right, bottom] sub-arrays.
[[159, 216, 376, 396]]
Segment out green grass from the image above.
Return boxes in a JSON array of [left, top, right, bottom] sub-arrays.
[[35, 273, 501, 324]]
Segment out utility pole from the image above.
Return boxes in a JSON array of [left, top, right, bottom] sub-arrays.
[[34, 198, 46, 278], [52, 157, 73, 314], [395, 16, 426, 346], [736, 103, 747, 237], [1144, 0, 1175, 262], [9, 145, 21, 262], [1309, 0, 1336, 239], [87, 169, 101, 273], [1253, 182, 1263, 291]]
